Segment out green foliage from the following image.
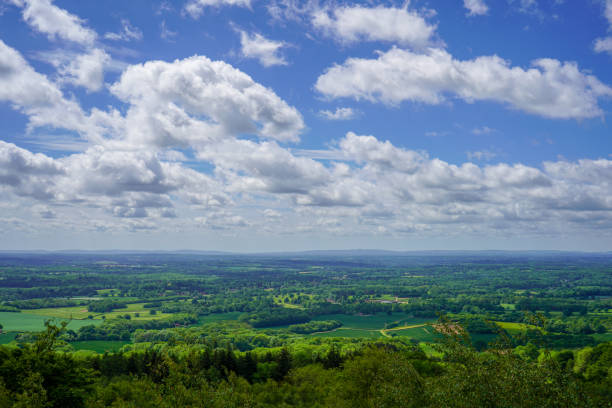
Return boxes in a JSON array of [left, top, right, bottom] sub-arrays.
[[288, 320, 342, 334], [0, 322, 95, 407], [240, 308, 311, 328]]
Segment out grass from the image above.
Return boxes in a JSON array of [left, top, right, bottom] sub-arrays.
[[591, 333, 612, 342], [307, 313, 434, 339], [500, 303, 516, 310], [387, 325, 437, 342], [71, 340, 130, 353], [0, 333, 17, 344], [22, 306, 92, 320], [273, 294, 314, 310], [470, 333, 501, 346], [495, 321, 539, 333], [0, 312, 102, 332], [198, 312, 243, 324], [310, 328, 383, 339], [22, 303, 173, 321], [312, 313, 430, 330], [419, 342, 442, 358]]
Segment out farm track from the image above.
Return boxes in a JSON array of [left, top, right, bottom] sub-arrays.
[[380, 323, 428, 338]]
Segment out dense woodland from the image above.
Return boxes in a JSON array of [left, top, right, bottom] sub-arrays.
[[0, 251, 610, 406]]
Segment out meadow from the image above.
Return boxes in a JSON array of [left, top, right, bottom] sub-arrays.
[[21, 302, 173, 321], [0, 311, 102, 332], [70, 340, 130, 353]]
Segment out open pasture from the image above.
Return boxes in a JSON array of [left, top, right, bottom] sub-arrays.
[[0, 333, 17, 344], [198, 312, 243, 324], [313, 313, 432, 330], [22, 303, 173, 321], [495, 321, 540, 333], [310, 327, 383, 339], [71, 340, 130, 353], [0, 312, 102, 332], [385, 325, 437, 342]]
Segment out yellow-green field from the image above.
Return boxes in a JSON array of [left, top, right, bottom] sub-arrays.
[[495, 321, 540, 333], [272, 294, 314, 309], [0, 312, 102, 332], [22, 303, 173, 321]]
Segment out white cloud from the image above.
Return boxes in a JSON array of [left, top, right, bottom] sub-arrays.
[[319, 107, 357, 120], [515, 0, 538, 13], [2, 127, 612, 240], [340, 132, 424, 174], [160, 20, 177, 41], [0, 140, 229, 220], [472, 126, 496, 135], [464, 0, 489, 16], [467, 150, 497, 161], [0, 140, 64, 200], [595, 37, 612, 54], [0, 40, 89, 132], [311, 5, 437, 47], [109, 55, 304, 146], [10, 0, 97, 45], [197, 139, 330, 194], [184, 0, 251, 18], [58, 49, 110, 92], [594, 0, 612, 55], [104, 19, 143, 42], [315, 47, 612, 119], [606, 0, 612, 24], [238, 30, 288, 67]]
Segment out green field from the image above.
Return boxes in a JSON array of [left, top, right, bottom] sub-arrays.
[[389, 325, 437, 342], [71, 340, 130, 353], [310, 328, 383, 338], [591, 333, 612, 342], [495, 321, 539, 333], [312, 313, 431, 330], [198, 312, 243, 324], [22, 303, 173, 321], [0, 333, 17, 344], [0, 312, 102, 332], [307, 313, 434, 339]]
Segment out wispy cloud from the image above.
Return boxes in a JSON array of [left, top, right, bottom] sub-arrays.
[[104, 19, 143, 42], [237, 29, 288, 67], [319, 107, 357, 120], [464, 0, 489, 16]]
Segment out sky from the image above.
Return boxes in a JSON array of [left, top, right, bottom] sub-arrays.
[[0, 0, 611, 252]]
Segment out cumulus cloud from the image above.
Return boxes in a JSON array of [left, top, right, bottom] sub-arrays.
[[109, 55, 304, 146], [311, 5, 437, 47], [0, 140, 64, 200], [197, 139, 330, 194], [104, 19, 143, 42], [464, 0, 489, 16], [57, 48, 110, 92], [184, 0, 251, 18], [340, 132, 424, 174], [0, 40, 89, 131], [319, 107, 357, 120], [10, 0, 96, 45], [2, 127, 612, 239], [315, 47, 612, 119], [0, 140, 229, 223], [594, 0, 612, 55], [238, 30, 288, 67]]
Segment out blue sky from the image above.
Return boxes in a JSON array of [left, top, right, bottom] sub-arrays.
[[0, 0, 611, 251]]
